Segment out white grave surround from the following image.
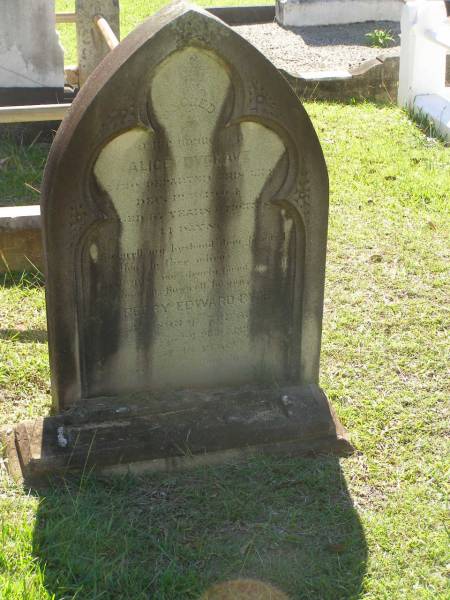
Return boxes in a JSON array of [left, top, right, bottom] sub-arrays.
[[276, 0, 404, 27], [0, 0, 64, 88], [398, 0, 450, 141]]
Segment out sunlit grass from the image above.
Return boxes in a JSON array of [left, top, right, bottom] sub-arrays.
[[1, 100, 448, 598]]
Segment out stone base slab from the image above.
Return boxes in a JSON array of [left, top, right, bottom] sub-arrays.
[[1, 384, 353, 484]]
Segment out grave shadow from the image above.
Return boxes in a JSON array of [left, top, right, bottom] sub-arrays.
[[0, 269, 45, 288], [31, 455, 367, 599], [0, 328, 47, 343]]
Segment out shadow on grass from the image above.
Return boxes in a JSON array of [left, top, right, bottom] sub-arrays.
[[0, 328, 47, 343], [32, 456, 367, 599], [0, 270, 45, 289]]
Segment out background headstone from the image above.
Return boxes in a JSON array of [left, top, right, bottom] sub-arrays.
[[76, 0, 120, 86], [0, 0, 64, 106], [5, 2, 352, 481]]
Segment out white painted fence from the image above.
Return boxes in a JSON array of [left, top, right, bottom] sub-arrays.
[[398, 0, 450, 140]]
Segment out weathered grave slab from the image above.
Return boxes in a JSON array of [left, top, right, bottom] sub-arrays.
[[0, 0, 64, 106], [76, 0, 120, 86], [3, 1, 352, 482]]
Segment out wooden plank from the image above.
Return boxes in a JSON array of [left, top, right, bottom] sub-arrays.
[[94, 15, 120, 50], [0, 103, 70, 123]]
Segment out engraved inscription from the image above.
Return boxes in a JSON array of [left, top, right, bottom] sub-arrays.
[[82, 46, 293, 396]]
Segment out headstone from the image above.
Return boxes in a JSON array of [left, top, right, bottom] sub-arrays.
[[3, 1, 352, 481], [0, 0, 64, 106], [76, 0, 120, 87]]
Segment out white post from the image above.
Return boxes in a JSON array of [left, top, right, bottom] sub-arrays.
[[398, 0, 448, 107]]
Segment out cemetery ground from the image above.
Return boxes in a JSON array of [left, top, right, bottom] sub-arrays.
[[1, 100, 448, 599]]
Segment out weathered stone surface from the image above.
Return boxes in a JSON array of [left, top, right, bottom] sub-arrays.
[[76, 0, 120, 86], [44, 1, 330, 408], [0, 0, 64, 90], [2, 385, 352, 483], [5, 2, 352, 479]]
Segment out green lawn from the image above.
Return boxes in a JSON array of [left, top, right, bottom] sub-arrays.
[[1, 100, 449, 599], [0, 140, 47, 207]]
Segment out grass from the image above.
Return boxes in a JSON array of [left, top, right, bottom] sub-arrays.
[[0, 139, 47, 207], [408, 106, 450, 146], [365, 29, 395, 49], [1, 100, 449, 598]]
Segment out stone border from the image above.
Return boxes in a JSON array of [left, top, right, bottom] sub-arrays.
[[2, 384, 353, 484], [284, 54, 402, 103], [0, 206, 42, 273], [276, 0, 403, 27]]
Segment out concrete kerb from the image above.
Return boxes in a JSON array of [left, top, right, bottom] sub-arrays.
[[0, 206, 42, 273]]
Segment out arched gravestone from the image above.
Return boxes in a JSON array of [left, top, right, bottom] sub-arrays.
[[8, 2, 352, 479]]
